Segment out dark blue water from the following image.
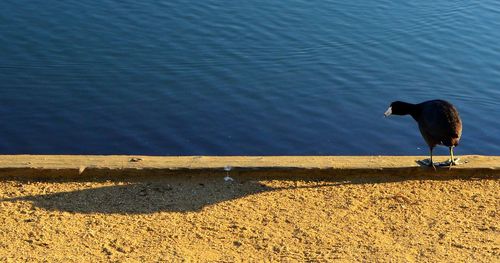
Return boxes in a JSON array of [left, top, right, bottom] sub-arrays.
[[1, 1, 499, 155]]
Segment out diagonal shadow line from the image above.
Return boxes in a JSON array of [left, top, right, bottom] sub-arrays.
[[1, 179, 276, 214], [1, 169, 498, 214]]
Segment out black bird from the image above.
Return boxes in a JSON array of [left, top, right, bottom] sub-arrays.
[[384, 100, 462, 169]]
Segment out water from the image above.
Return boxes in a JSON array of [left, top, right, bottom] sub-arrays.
[[1, 1, 499, 155]]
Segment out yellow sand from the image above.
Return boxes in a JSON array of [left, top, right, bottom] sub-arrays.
[[0, 170, 498, 262]]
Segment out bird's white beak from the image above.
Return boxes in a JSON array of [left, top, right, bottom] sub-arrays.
[[384, 106, 392, 117]]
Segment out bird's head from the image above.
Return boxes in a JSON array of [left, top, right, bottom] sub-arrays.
[[384, 101, 414, 117]]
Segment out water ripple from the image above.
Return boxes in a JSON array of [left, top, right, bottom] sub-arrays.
[[0, 0, 499, 154]]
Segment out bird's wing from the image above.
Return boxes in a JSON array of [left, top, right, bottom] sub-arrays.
[[419, 104, 462, 144]]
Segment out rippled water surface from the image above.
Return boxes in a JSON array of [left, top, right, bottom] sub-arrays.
[[1, 1, 499, 155]]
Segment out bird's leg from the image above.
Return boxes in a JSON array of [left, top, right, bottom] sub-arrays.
[[449, 146, 457, 168], [430, 147, 436, 171]]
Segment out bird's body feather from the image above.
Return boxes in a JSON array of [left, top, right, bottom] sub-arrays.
[[414, 100, 462, 147]]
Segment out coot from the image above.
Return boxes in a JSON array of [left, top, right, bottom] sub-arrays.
[[384, 100, 462, 169]]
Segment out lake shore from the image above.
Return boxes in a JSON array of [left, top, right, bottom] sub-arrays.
[[0, 155, 498, 261]]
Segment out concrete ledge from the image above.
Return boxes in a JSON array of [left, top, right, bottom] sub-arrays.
[[0, 155, 499, 180]]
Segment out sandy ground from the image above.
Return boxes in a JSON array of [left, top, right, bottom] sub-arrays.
[[0, 171, 498, 262]]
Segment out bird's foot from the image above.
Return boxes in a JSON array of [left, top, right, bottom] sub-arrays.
[[417, 158, 436, 170], [417, 159, 430, 166], [443, 158, 461, 167], [417, 158, 461, 170]]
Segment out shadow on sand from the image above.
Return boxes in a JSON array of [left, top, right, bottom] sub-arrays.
[[0, 168, 498, 214]]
